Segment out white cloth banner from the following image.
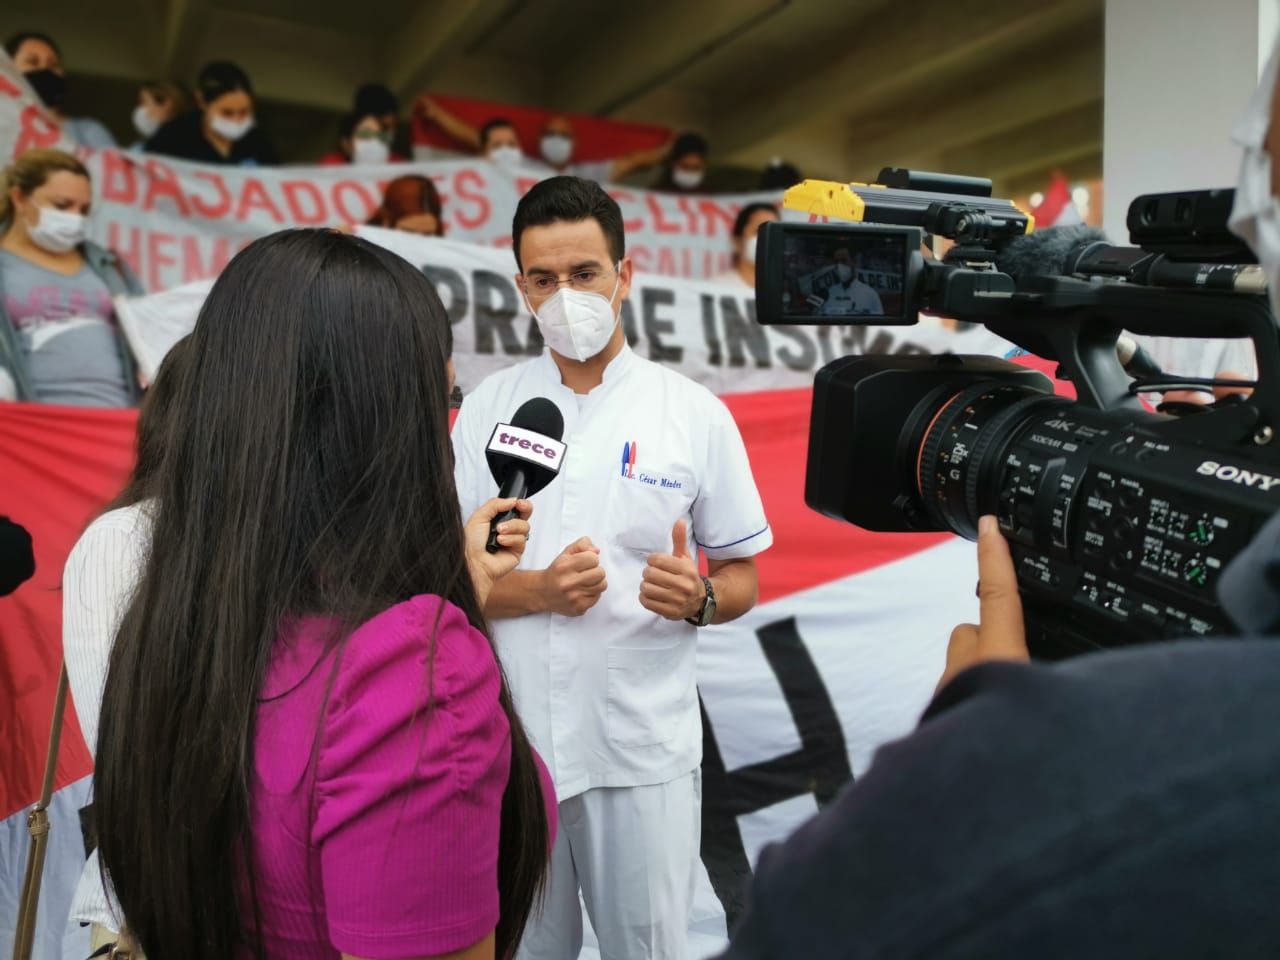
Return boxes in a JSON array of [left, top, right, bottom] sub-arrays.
[[117, 227, 1016, 393]]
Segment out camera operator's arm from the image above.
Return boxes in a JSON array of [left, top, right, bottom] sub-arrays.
[[937, 515, 1029, 693]]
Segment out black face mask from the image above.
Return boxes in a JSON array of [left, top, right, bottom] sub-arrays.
[[24, 69, 68, 110]]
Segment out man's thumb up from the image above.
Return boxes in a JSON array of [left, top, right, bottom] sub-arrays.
[[672, 519, 691, 560]]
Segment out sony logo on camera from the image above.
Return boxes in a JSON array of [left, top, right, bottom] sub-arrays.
[[1196, 460, 1280, 492]]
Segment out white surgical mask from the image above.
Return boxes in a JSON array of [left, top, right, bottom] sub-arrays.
[[526, 270, 621, 362], [132, 105, 160, 139], [490, 145, 523, 168], [1228, 39, 1280, 318], [210, 114, 254, 142], [27, 206, 88, 254], [836, 263, 853, 283], [351, 137, 390, 166], [541, 134, 573, 167], [741, 233, 757, 264], [672, 167, 704, 190]]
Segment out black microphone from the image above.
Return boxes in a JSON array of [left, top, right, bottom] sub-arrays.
[[484, 397, 566, 554], [994, 225, 1166, 378]]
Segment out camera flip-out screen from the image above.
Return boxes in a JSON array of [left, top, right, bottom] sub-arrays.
[[756, 222, 923, 326]]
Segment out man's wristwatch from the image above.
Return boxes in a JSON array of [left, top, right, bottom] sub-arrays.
[[687, 576, 716, 627]]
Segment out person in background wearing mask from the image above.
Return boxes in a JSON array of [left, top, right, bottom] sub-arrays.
[[712, 202, 779, 287], [145, 61, 277, 166], [453, 176, 771, 960], [715, 39, 1280, 960], [4, 31, 116, 150], [481, 118, 527, 169], [355, 82, 412, 158], [366, 175, 445, 237], [817, 246, 883, 317], [658, 132, 710, 192], [318, 111, 406, 166], [0, 149, 143, 407], [129, 79, 191, 149], [538, 113, 672, 184]]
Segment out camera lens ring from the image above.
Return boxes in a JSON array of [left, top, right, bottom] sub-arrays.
[[964, 393, 1069, 525], [916, 382, 1053, 538]]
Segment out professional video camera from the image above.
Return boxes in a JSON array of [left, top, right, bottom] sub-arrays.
[[756, 168, 1279, 658]]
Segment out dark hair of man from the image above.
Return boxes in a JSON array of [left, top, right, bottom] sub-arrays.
[[480, 117, 516, 151], [354, 82, 397, 118], [94, 230, 546, 960], [759, 159, 801, 191], [671, 131, 708, 160], [732, 202, 779, 238], [197, 60, 253, 105], [105, 335, 193, 513], [3, 30, 60, 58], [511, 175, 625, 272]]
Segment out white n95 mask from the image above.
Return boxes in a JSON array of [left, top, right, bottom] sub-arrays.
[[1227, 34, 1280, 317], [541, 134, 573, 167], [211, 114, 254, 142], [28, 207, 88, 253], [352, 137, 391, 166], [132, 105, 160, 139], [490, 145, 524, 168], [835, 263, 853, 283], [741, 233, 758, 264], [527, 273, 621, 362]]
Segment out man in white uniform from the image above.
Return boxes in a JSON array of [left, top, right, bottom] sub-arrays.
[[817, 247, 883, 317], [452, 176, 772, 960]]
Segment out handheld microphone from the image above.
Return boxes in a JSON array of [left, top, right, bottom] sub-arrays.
[[484, 397, 566, 554]]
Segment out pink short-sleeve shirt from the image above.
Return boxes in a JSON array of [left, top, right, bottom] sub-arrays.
[[247, 595, 554, 958]]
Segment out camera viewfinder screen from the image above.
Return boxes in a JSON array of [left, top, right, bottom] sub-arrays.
[[781, 230, 907, 320]]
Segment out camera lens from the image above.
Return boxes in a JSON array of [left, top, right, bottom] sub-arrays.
[[915, 381, 1063, 539]]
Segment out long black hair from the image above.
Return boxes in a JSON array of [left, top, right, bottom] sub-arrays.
[[95, 229, 547, 959]]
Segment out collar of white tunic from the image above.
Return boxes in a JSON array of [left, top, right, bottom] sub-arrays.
[[534, 341, 637, 396]]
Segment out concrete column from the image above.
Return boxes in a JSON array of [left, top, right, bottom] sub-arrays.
[[1103, 0, 1278, 244]]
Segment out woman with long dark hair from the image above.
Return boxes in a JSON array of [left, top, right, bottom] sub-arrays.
[[93, 229, 550, 959]]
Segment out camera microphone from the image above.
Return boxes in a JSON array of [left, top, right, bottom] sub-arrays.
[[993, 226, 1165, 377], [484, 397, 567, 553], [1066, 242, 1266, 295]]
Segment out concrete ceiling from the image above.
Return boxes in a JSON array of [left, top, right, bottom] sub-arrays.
[[0, 0, 1104, 196]]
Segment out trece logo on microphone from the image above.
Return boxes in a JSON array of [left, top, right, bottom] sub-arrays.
[[487, 423, 567, 472]]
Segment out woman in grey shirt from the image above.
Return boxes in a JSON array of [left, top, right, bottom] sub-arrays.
[[0, 149, 143, 406]]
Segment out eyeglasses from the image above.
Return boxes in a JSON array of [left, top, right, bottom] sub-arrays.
[[354, 129, 393, 144], [520, 262, 620, 299]]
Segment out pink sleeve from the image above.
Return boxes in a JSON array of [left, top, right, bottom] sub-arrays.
[[312, 595, 510, 958]]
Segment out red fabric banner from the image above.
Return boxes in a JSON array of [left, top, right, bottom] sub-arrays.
[[0, 405, 136, 818], [0, 390, 950, 818], [412, 94, 671, 162]]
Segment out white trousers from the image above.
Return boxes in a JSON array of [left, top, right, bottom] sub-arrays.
[[517, 770, 702, 960]]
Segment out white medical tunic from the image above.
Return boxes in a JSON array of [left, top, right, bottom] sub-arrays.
[[452, 345, 772, 800], [818, 280, 883, 317]]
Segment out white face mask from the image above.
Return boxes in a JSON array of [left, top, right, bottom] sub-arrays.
[[133, 104, 160, 139], [27, 205, 88, 253], [672, 167, 704, 190], [210, 114, 254, 142], [351, 137, 390, 166], [1228, 36, 1280, 316], [835, 263, 853, 283], [741, 233, 757, 264], [489, 145, 523, 168], [526, 270, 622, 362], [541, 134, 573, 167]]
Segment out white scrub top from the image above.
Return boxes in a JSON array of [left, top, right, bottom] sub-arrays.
[[453, 344, 772, 799], [819, 280, 884, 317]]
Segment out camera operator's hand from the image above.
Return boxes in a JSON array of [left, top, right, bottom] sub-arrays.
[[937, 515, 1030, 693]]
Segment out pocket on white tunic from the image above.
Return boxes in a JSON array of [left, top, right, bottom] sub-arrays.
[[606, 643, 682, 746], [609, 468, 696, 555]]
